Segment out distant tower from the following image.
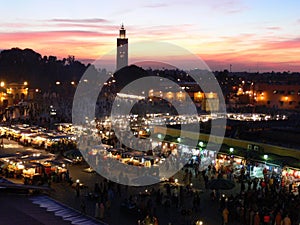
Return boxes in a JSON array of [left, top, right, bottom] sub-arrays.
[[116, 24, 128, 71]]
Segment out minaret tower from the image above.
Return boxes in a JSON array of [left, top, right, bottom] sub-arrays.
[[116, 24, 128, 71]]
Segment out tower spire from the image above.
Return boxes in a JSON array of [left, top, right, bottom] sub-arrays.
[[119, 23, 126, 39]]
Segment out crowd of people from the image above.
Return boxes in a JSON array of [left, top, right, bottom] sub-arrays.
[[201, 162, 300, 225]]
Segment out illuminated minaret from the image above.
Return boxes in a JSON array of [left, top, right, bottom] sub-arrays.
[[116, 24, 128, 71]]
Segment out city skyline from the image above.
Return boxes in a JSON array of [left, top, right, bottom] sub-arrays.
[[0, 0, 299, 72]]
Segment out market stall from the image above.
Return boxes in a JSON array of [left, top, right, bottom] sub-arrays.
[[282, 166, 300, 195]]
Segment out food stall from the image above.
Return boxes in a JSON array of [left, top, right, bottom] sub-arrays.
[[22, 162, 44, 185], [249, 161, 281, 179], [215, 154, 245, 179], [6, 160, 25, 178], [281, 166, 300, 195]]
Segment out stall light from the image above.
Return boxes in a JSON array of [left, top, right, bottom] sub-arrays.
[[190, 183, 193, 187], [196, 221, 203, 225], [263, 154, 268, 160], [199, 141, 204, 147], [62, 164, 65, 168], [235, 158, 242, 164], [76, 179, 80, 183], [175, 179, 178, 183], [282, 170, 287, 176], [157, 134, 162, 139], [177, 137, 181, 142], [229, 147, 234, 153]]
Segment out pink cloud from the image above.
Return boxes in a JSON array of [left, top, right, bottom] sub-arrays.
[[210, 0, 248, 14], [204, 58, 300, 72], [52, 23, 117, 30], [0, 30, 115, 60], [143, 3, 169, 8], [0, 30, 115, 42], [266, 26, 281, 30], [261, 38, 300, 50], [50, 18, 110, 23]]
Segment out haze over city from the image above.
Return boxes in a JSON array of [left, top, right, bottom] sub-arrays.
[[0, 0, 300, 72]]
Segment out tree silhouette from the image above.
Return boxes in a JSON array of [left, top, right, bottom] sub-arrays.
[[0, 48, 87, 91]]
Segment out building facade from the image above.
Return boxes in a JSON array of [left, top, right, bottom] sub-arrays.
[[0, 82, 34, 107], [148, 89, 219, 112], [254, 83, 300, 110]]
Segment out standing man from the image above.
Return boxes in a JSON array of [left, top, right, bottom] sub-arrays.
[[282, 214, 291, 225], [76, 182, 80, 197], [275, 211, 282, 225], [222, 207, 229, 225], [254, 212, 260, 225]]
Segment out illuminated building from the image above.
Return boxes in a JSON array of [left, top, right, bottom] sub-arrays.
[[148, 89, 219, 112], [0, 82, 34, 107], [254, 83, 300, 110]]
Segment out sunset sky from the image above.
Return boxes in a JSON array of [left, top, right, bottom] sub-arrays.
[[1, 0, 300, 72]]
